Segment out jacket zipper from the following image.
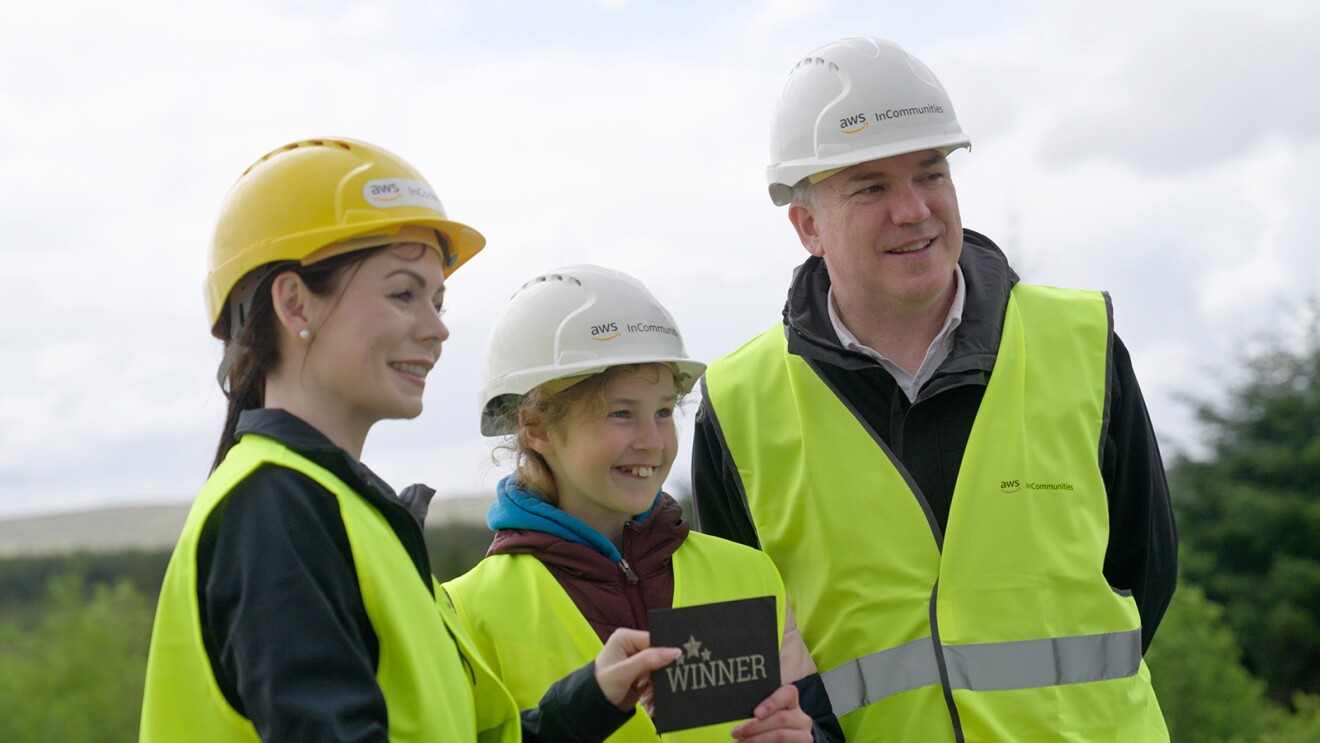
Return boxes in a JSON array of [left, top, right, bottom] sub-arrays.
[[619, 529, 647, 629]]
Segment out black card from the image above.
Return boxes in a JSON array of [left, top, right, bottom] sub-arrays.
[[647, 596, 779, 734]]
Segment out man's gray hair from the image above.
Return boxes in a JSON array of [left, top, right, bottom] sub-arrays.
[[790, 177, 818, 207]]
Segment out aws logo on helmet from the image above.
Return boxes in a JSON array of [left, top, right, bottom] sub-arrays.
[[839, 113, 869, 134], [590, 323, 621, 341], [838, 104, 949, 135], [590, 321, 680, 342], [363, 178, 445, 211]]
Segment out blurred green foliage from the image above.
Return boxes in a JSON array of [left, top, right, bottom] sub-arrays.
[[1171, 306, 1320, 702], [0, 572, 152, 742], [1146, 583, 1274, 741], [1145, 581, 1320, 742], [0, 521, 494, 741]]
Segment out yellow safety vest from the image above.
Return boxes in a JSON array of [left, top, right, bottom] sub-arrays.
[[140, 434, 520, 743], [444, 531, 786, 741], [704, 284, 1168, 742]]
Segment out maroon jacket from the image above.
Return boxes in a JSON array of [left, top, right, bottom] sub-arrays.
[[486, 494, 688, 644], [483, 487, 845, 742]]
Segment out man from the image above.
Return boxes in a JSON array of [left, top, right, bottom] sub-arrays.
[[693, 37, 1175, 741]]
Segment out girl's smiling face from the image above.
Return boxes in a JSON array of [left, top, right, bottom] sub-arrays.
[[529, 364, 678, 546]]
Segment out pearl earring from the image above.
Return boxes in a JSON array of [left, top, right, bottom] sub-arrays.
[[299, 329, 312, 342]]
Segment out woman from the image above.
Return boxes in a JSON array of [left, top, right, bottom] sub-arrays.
[[140, 140, 679, 742], [444, 265, 842, 741]]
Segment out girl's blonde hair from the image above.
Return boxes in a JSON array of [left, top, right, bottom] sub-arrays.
[[503, 363, 680, 504]]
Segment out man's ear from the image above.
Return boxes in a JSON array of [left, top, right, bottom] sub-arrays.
[[270, 271, 314, 340], [788, 202, 826, 258], [519, 408, 555, 457]]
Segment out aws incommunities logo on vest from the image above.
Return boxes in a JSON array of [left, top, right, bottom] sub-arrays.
[[1000, 479, 1075, 494], [663, 634, 770, 692]]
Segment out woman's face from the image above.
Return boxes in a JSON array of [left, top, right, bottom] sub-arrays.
[[301, 243, 449, 439]]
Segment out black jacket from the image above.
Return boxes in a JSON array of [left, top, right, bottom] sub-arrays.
[[198, 409, 632, 742], [692, 231, 1178, 652]]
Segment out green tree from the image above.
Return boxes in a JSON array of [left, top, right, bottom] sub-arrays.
[[0, 550, 169, 623], [1172, 304, 1320, 701], [1262, 692, 1320, 742], [0, 572, 153, 742], [1146, 583, 1273, 741]]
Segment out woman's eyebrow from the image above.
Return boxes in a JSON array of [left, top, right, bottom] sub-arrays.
[[387, 268, 428, 287]]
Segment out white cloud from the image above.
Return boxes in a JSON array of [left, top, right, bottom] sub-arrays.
[[1033, 5, 1320, 171], [744, 0, 834, 40], [1, 0, 1317, 516]]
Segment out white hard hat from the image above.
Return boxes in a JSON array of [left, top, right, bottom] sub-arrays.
[[479, 264, 707, 436], [766, 37, 971, 206]]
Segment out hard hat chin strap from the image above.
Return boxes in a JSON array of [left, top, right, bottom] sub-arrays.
[[216, 342, 243, 393], [216, 264, 283, 393]]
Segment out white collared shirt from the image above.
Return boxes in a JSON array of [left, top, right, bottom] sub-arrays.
[[827, 266, 966, 403]]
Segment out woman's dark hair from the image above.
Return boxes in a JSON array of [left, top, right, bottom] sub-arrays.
[[211, 248, 379, 469]]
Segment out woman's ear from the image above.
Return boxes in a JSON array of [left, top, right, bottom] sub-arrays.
[[270, 271, 314, 340], [519, 408, 555, 457]]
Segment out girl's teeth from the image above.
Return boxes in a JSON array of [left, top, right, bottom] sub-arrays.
[[624, 466, 653, 478]]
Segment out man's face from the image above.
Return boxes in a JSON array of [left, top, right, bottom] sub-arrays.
[[790, 149, 963, 320]]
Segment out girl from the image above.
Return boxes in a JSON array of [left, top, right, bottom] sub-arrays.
[[140, 140, 678, 742], [444, 265, 842, 741]]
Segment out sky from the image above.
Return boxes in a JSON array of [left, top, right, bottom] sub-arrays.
[[2, 0, 1317, 519]]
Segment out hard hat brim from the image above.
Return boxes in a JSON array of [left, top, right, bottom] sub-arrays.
[[205, 216, 485, 336], [768, 135, 971, 206], [479, 356, 707, 437]]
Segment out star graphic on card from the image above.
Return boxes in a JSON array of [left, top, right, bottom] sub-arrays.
[[683, 635, 702, 659], [701, 649, 711, 662]]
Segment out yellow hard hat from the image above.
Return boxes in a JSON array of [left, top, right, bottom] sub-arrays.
[[205, 137, 484, 337]]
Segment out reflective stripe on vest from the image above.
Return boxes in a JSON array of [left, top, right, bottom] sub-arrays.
[[822, 628, 1143, 716], [140, 435, 519, 743], [444, 531, 786, 742], [704, 284, 1168, 742]]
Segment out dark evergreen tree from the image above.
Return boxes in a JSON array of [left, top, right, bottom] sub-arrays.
[[1172, 303, 1320, 701]]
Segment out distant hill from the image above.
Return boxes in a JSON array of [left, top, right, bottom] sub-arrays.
[[0, 495, 495, 557]]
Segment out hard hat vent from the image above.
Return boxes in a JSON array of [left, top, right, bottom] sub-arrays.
[[521, 273, 583, 294]]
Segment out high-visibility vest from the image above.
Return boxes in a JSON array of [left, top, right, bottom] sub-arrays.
[[704, 284, 1168, 742], [140, 434, 520, 743], [444, 531, 787, 741]]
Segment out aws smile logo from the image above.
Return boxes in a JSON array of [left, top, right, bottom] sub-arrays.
[[1000, 479, 1021, 493], [369, 182, 403, 201], [590, 322, 620, 341], [839, 112, 869, 134]]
